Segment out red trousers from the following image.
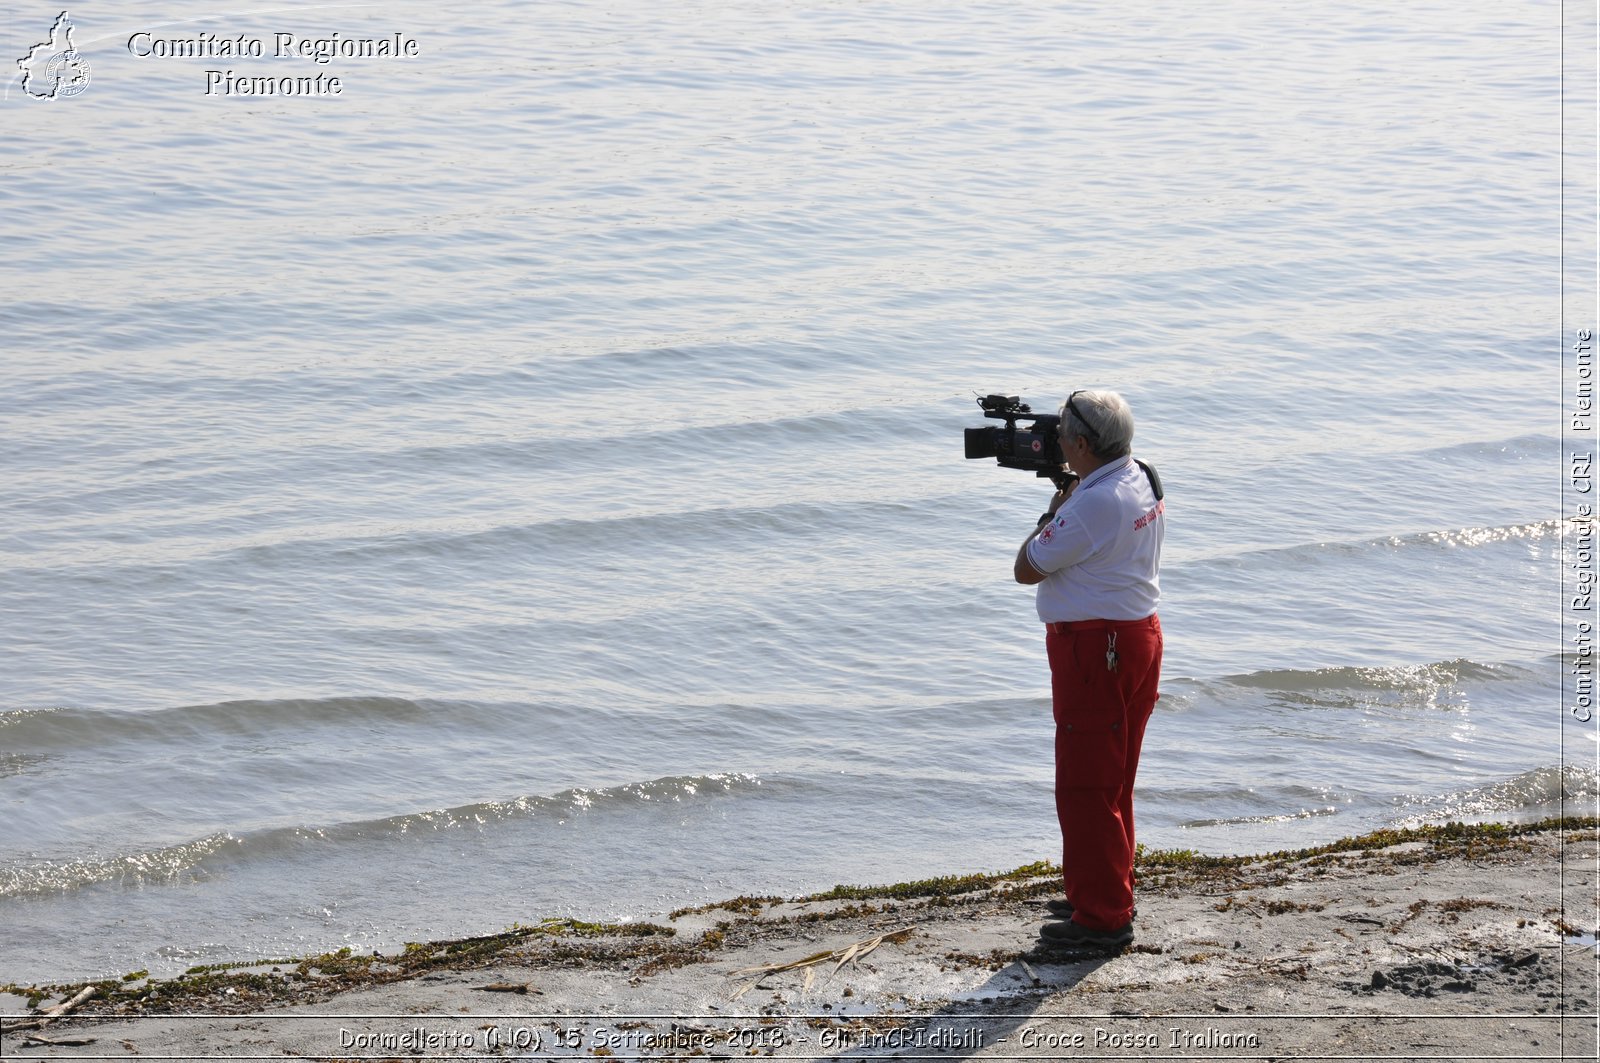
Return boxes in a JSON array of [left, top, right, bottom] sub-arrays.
[[1046, 613, 1162, 931]]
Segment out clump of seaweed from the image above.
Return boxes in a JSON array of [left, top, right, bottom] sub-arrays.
[[669, 894, 782, 919], [804, 861, 1055, 902]]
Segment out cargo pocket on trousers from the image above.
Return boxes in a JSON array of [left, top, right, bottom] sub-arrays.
[[1055, 701, 1126, 790]]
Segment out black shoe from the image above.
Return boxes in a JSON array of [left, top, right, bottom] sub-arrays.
[[1038, 918, 1134, 953], [1042, 898, 1135, 921]]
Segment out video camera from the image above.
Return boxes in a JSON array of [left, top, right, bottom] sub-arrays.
[[963, 394, 1078, 491]]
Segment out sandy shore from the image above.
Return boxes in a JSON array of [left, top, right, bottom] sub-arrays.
[[3, 819, 1597, 1061]]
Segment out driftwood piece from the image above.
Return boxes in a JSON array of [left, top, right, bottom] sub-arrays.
[[2, 984, 96, 1033], [41, 984, 96, 1020]]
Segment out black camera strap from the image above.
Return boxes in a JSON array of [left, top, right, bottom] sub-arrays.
[[1136, 459, 1164, 500]]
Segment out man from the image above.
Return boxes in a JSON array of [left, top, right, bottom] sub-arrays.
[[1013, 389, 1164, 952]]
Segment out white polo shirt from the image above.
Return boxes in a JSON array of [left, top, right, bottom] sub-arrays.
[[1027, 455, 1164, 623]]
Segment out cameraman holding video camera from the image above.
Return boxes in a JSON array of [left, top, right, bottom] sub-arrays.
[[1012, 389, 1164, 953]]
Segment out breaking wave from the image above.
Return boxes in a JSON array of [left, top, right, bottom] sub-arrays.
[[1393, 765, 1600, 827], [0, 772, 763, 899]]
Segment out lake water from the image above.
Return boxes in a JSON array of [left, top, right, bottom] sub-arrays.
[[0, 0, 1587, 984]]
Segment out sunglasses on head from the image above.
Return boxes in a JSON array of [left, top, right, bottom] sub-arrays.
[[1064, 391, 1099, 445]]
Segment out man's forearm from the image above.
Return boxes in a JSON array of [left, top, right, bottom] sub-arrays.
[[1015, 521, 1049, 585], [1015, 485, 1069, 585]]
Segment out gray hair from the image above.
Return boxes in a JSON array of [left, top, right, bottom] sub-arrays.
[[1060, 389, 1135, 459]]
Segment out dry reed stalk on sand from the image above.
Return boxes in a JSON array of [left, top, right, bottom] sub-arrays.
[[728, 926, 916, 1000], [21, 1033, 98, 1047]]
